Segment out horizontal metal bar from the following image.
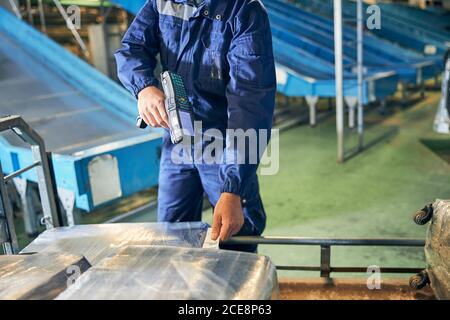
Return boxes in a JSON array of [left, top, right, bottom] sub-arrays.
[[224, 236, 425, 247], [277, 266, 320, 271], [337, 267, 424, 274], [276, 266, 423, 274], [0, 115, 45, 146], [3, 161, 41, 182]]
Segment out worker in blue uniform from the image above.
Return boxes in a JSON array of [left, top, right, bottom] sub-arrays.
[[115, 0, 276, 252]]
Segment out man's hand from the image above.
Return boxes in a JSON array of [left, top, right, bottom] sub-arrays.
[[211, 193, 245, 242], [138, 86, 169, 128]]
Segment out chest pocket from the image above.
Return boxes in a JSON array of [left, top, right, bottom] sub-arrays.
[[158, 16, 183, 69], [197, 32, 230, 95]]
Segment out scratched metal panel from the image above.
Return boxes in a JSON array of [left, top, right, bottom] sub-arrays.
[[56, 245, 279, 300], [427, 200, 450, 300], [0, 32, 146, 155], [21, 222, 210, 265], [0, 251, 90, 300]]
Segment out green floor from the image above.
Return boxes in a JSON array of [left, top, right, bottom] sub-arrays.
[[258, 91, 450, 277]]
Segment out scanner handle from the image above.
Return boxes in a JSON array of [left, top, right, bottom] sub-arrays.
[[136, 116, 148, 129]]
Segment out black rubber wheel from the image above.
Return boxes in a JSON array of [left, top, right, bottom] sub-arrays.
[[414, 204, 433, 225], [409, 271, 430, 290]]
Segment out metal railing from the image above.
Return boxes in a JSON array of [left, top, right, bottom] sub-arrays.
[[224, 236, 425, 278], [0, 115, 61, 254]]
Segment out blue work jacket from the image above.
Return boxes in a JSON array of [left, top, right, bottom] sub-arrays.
[[115, 0, 276, 198]]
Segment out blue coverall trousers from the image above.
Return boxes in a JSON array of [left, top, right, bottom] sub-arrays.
[[157, 134, 266, 252]]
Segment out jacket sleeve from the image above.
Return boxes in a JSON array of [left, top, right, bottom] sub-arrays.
[[220, 1, 276, 200], [114, 1, 160, 98]]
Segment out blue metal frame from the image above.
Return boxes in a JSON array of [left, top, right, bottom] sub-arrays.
[[266, 0, 439, 85], [291, 0, 448, 56], [373, 2, 450, 41], [375, 2, 450, 39], [0, 8, 163, 212]]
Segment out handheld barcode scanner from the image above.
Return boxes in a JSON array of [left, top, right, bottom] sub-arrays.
[[136, 71, 195, 144]]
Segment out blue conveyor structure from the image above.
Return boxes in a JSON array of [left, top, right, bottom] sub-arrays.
[[0, 8, 162, 218], [266, 0, 440, 86], [375, 2, 450, 35], [292, 0, 449, 56], [271, 36, 398, 101]]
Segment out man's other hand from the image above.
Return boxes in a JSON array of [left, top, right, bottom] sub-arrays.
[[138, 86, 169, 128], [211, 193, 245, 242]]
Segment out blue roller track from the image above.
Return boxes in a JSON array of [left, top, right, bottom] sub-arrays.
[[266, 0, 439, 84], [424, 6, 450, 18], [0, 8, 162, 212], [267, 0, 416, 61], [375, 2, 450, 39], [272, 36, 398, 101], [291, 0, 448, 55], [359, 1, 449, 52]]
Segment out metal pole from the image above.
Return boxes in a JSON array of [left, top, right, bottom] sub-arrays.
[[223, 236, 426, 247], [26, 0, 33, 24], [31, 146, 60, 230], [7, 0, 21, 19], [0, 116, 61, 229], [320, 245, 331, 278], [334, 0, 345, 162], [0, 162, 19, 254], [357, 0, 364, 151], [37, 0, 47, 34], [4, 161, 41, 182]]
